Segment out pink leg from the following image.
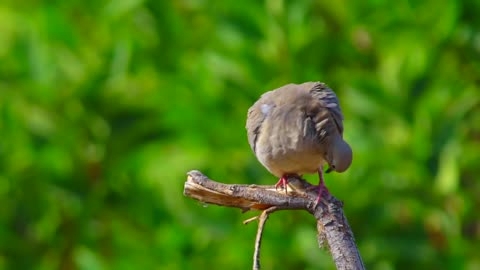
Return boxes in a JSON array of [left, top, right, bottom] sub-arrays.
[[307, 167, 330, 205], [315, 168, 330, 203], [275, 174, 297, 194]]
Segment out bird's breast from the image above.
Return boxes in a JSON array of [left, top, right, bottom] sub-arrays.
[[255, 117, 327, 177]]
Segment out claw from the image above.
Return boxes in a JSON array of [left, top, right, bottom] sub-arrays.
[[274, 174, 298, 194], [274, 175, 289, 194]]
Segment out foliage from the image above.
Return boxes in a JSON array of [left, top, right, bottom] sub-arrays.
[[0, 0, 479, 269]]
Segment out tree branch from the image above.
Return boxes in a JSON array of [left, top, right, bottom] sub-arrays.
[[183, 170, 365, 270]]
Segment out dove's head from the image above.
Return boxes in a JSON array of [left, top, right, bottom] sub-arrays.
[[326, 138, 352, 173]]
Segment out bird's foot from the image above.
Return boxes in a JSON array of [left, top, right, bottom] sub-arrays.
[[275, 174, 297, 194], [307, 183, 330, 208]]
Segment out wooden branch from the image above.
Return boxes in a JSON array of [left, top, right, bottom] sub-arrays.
[[184, 170, 365, 270]]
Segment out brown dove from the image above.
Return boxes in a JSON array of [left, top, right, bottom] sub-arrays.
[[246, 82, 352, 202]]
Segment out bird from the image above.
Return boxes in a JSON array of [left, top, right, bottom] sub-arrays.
[[246, 82, 352, 204]]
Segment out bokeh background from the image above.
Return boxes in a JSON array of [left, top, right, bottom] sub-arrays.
[[1, 0, 479, 269]]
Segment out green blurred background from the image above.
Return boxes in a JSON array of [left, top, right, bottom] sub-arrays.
[[1, 0, 479, 269]]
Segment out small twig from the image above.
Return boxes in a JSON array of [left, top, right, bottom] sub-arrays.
[[253, 206, 278, 270], [243, 216, 259, 225], [184, 170, 365, 270]]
